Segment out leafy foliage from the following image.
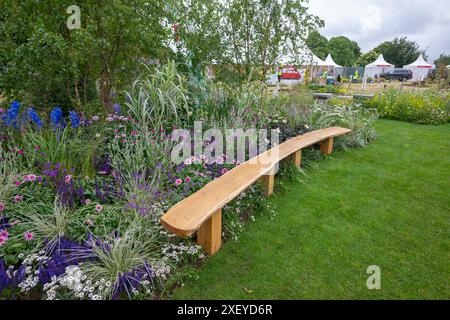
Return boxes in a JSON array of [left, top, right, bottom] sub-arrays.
[[372, 37, 427, 68], [364, 89, 450, 124]]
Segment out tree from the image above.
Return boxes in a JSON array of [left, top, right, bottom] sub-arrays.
[[0, 0, 169, 111], [434, 53, 450, 67], [168, 0, 224, 72], [306, 31, 328, 60], [220, 0, 323, 79], [327, 36, 360, 66], [373, 37, 426, 68], [354, 50, 379, 67]]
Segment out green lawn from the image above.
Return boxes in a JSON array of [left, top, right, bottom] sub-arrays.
[[173, 120, 450, 300]]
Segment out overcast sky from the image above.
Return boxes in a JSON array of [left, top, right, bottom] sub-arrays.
[[306, 0, 450, 63]]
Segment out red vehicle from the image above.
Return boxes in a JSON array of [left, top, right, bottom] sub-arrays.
[[280, 65, 301, 80]]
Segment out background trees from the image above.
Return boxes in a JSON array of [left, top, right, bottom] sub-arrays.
[[327, 36, 361, 66], [354, 50, 380, 67], [0, 0, 322, 111], [372, 37, 427, 68], [434, 54, 450, 67], [305, 32, 361, 66], [305, 31, 328, 60]]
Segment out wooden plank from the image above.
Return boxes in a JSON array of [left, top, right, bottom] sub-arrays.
[[261, 167, 276, 196], [161, 127, 351, 237], [197, 209, 222, 255], [290, 150, 301, 168], [320, 137, 334, 155]]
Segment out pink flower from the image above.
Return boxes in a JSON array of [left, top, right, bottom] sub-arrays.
[[14, 195, 23, 203], [0, 202, 5, 212], [18, 150, 24, 155], [175, 178, 183, 186], [131, 131, 138, 136], [0, 108, 5, 113], [0, 236, 7, 246], [15, 181, 21, 186], [24, 232, 34, 241], [185, 177, 191, 183], [95, 204, 103, 212], [0, 229, 9, 238], [85, 199, 91, 205], [221, 168, 229, 175], [35, 146, 40, 151], [64, 175, 72, 184], [10, 220, 19, 226]]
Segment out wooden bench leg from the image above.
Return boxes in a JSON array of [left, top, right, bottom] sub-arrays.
[[320, 137, 334, 155], [290, 150, 302, 168], [197, 208, 222, 255], [261, 167, 275, 196]]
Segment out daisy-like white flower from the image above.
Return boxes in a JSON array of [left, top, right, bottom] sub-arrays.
[[24, 232, 34, 241], [95, 204, 103, 213], [85, 199, 91, 205]]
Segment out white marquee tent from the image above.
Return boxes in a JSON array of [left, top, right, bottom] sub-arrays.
[[403, 54, 433, 81], [364, 54, 394, 78], [311, 53, 326, 66], [323, 54, 342, 68], [310, 53, 343, 77]]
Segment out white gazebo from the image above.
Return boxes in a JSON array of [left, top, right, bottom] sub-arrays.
[[307, 53, 326, 81], [364, 54, 394, 78], [403, 54, 433, 81], [311, 53, 342, 78], [312, 53, 326, 66], [323, 54, 342, 68]]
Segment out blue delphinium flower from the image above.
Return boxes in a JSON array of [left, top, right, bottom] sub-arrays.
[[69, 110, 80, 128], [50, 107, 64, 130], [27, 107, 43, 128], [1, 100, 21, 128], [113, 103, 121, 114]]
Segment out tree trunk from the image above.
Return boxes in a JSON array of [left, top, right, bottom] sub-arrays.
[[99, 73, 112, 109]]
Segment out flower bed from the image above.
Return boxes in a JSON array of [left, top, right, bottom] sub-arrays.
[[0, 63, 377, 300]]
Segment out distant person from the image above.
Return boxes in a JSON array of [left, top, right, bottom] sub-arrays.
[[354, 69, 360, 81], [277, 65, 283, 83], [321, 70, 328, 85], [374, 74, 379, 82], [336, 75, 342, 83]]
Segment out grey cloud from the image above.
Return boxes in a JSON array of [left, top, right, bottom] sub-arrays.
[[307, 0, 450, 62]]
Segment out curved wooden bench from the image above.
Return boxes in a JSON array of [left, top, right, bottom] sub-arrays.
[[160, 127, 351, 255]]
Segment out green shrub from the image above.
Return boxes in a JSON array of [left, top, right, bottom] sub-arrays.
[[365, 89, 450, 124], [307, 83, 346, 94], [308, 104, 378, 148]]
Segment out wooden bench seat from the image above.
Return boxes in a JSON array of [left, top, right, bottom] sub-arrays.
[[160, 127, 351, 255]]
